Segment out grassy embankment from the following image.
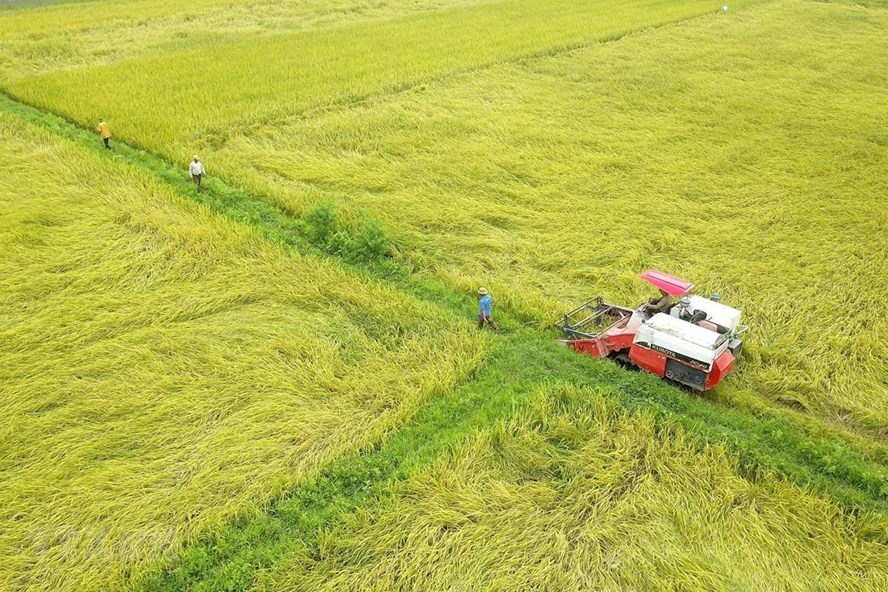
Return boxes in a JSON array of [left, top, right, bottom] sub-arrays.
[[0, 110, 484, 592], [3, 0, 885, 432]]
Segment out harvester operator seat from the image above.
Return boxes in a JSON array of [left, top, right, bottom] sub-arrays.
[[642, 290, 672, 317]]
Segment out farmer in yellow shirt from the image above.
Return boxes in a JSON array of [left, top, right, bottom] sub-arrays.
[[96, 118, 111, 150]]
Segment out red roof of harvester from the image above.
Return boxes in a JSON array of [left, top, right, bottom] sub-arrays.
[[640, 269, 694, 296]]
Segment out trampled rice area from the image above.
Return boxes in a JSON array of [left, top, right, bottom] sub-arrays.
[[0, 113, 484, 591], [259, 384, 888, 592]]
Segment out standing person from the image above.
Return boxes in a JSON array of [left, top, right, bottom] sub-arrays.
[[189, 155, 206, 192], [96, 118, 111, 150], [477, 287, 500, 333]]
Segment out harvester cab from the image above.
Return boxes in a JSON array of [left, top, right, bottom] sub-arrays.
[[556, 270, 747, 391]]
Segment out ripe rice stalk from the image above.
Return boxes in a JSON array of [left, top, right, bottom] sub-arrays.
[[261, 384, 888, 592], [0, 112, 486, 592]]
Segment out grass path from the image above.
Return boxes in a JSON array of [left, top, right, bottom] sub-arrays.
[[1, 91, 885, 589]]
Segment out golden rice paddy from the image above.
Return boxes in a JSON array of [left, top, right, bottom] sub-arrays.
[[0, 0, 885, 590], [0, 112, 483, 591]]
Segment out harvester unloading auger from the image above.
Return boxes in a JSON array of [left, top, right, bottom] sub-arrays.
[[556, 270, 747, 391]]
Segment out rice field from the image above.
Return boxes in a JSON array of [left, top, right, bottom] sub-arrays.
[[260, 384, 888, 592], [1, 0, 886, 590], [214, 0, 888, 432], [0, 112, 484, 591], [3, 0, 885, 431], [0, 0, 484, 76], [0, 0, 761, 154]]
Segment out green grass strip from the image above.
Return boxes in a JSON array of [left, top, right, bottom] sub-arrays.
[[1, 91, 886, 591]]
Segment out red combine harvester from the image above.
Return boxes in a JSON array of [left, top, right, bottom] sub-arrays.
[[556, 270, 746, 391]]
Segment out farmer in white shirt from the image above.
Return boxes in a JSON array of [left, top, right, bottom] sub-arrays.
[[189, 155, 206, 191]]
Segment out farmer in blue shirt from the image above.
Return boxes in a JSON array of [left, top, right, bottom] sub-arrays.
[[477, 287, 500, 333]]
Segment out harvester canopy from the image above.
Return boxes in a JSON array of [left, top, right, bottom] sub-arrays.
[[640, 269, 694, 296]]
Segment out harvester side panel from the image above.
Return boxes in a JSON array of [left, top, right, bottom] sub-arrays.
[[705, 351, 735, 390], [628, 343, 668, 378]]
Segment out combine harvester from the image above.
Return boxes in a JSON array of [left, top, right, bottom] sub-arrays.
[[556, 270, 747, 391]]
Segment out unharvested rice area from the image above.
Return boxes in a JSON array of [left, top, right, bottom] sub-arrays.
[[1, 0, 761, 156], [0, 113, 484, 592], [262, 384, 888, 592], [0, 0, 486, 76], [3, 1, 884, 429], [201, 0, 885, 430]]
